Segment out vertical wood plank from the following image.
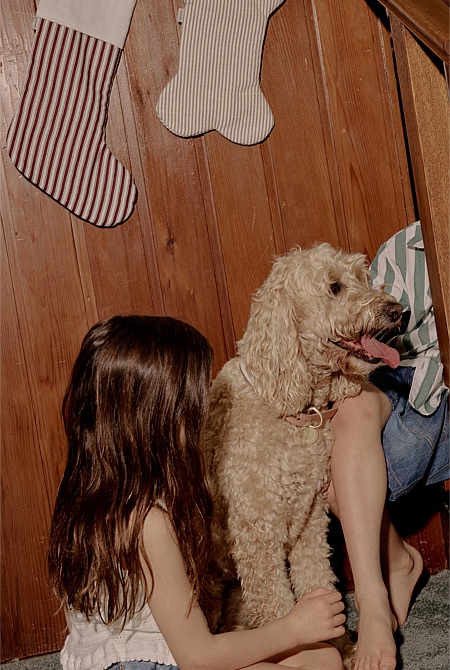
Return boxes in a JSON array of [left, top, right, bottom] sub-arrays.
[[72, 56, 160, 322], [193, 138, 238, 362], [1, 222, 67, 659], [311, 0, 415, 258], [262, 0, 343, 251], [122, 0, 230, 370], [390, 17, 450, 383], [202, 136, 278, 341], [2, 2, 106, 658]]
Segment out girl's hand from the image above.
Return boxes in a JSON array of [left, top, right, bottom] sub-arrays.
[[286, 587, 346, 645]]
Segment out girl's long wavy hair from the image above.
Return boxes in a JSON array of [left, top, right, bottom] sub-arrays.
[[48, 315, 214, 624]]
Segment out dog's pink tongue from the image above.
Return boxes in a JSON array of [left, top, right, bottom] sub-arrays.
[[361, 335, 400, 368]]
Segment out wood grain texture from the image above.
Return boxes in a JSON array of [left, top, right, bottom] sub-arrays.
[[311, 0, 415, 257], [1, 213, 67, 658], [378, 0, 450, 61], [262, 0, 343, 252], [391, 17, 450, 384], [123, 0, 230, 368], [1, 0, 447, 661]]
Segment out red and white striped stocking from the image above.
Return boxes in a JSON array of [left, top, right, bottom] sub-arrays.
[[7, 0, 137, 228]]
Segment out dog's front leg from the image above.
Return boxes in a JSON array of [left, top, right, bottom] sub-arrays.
[[288, 493, 336, 599], [229, 516, 295, 629], [288, 495, 356, 670]]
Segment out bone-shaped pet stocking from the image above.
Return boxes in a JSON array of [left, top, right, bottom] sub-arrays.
[[156, 0, 284, 145]]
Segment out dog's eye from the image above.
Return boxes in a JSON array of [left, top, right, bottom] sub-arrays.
[[330, 281, 342, 295]]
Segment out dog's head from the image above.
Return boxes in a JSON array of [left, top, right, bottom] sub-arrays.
[[237, 243, 406, 415]]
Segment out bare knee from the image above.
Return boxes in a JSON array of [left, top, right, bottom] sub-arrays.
[[313, 645, 344, 670], [290, 643, 344, 670], [333, 382, 392, 437], [330, 649, 345, 670]]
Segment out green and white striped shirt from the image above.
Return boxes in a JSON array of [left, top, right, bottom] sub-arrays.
[[370, 221, 448, 415]]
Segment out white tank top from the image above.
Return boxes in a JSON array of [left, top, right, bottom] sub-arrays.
[[61, 600, 177, 670]]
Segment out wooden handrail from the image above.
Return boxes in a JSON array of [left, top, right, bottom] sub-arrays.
[[378, 0, 450, 62]]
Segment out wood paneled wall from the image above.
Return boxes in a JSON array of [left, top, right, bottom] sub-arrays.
[[0, 0, 434, 661]]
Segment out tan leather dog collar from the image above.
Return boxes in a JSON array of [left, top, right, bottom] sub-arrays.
[[285, 405, 338, 428]]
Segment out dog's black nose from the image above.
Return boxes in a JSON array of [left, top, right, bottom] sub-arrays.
[[384, 302, 403, 322], [400, 309, 411, 332]]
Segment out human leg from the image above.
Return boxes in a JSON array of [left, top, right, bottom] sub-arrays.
[[380, 509, 423, 626], [328, 382, 419, 670], [275, 642, 344, 669], [372, 368, 449, 624]]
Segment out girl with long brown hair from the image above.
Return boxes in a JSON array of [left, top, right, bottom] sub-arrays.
[[48, 315, 345, 670]]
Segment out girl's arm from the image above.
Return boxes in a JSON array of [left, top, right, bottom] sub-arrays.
[[141, 507, 345, 670]]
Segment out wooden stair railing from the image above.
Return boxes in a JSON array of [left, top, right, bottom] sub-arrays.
[[378, 0, 450, 62], [378, 0, 450, 386]]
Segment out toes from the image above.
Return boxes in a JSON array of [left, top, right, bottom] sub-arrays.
[[354, 652, 396, 670]]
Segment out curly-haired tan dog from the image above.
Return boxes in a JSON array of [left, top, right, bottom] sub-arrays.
[[203, 243, 405, 667]]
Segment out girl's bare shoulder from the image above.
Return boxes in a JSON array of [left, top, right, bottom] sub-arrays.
[[143, 506, 177, 550]]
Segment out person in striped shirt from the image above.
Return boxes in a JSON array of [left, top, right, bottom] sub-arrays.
[[327, 221, 449, 670]]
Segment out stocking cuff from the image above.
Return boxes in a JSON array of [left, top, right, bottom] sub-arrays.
[[36, 0, 137, 48]]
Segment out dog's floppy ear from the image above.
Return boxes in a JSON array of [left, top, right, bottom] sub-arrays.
[[237, 251, 312, 416]]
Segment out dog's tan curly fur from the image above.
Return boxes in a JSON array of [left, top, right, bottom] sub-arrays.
[[203, 244, 404, 667]]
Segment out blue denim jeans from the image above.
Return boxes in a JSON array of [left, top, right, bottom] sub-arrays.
[[107, 663, 179, 670], [370, 365, 449, 501]]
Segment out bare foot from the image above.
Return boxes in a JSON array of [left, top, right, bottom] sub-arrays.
[[354, 594, 397, 670], [385, 541, 424, 626]]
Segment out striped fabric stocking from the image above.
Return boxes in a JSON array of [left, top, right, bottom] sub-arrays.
[[7, 16, 137, 228], [156, 0, 284, 146]]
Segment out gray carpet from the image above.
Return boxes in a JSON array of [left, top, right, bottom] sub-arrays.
[[2, 571, 449, 670], [344, 570, 450, 670]]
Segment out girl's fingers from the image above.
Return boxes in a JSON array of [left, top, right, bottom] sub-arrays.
[[329, 624, 347, 639], [308, 588, 343, 603], [334, 613, 347, 626], [324, 589, 344, 603], [308, 587, 333, 597], [331, 600, 345, 613]]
